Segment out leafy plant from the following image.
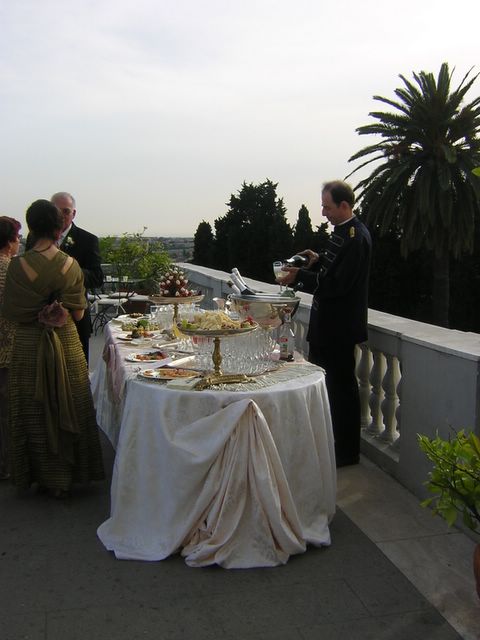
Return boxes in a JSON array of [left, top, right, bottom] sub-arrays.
[[418, 430, 480, 534], [99, 230, 171, 289]]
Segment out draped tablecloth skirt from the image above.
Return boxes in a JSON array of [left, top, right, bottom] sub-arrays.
[[93, 346, 336, 568]]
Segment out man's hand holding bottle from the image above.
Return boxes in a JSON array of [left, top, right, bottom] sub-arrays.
[[281, 250, 319, 285]]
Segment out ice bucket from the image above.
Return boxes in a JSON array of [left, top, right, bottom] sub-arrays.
[[230, 293, 301, 329]]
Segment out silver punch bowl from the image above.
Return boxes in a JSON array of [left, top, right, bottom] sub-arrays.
[[230, 293, 301, 329]]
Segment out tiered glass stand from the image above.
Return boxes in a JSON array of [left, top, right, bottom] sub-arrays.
[[176, 324, 258, 384]]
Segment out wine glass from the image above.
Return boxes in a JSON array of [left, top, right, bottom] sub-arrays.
[[273, 261, 286, 293]]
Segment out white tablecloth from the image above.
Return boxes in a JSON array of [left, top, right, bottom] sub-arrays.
[[92, 324, 336, 568]]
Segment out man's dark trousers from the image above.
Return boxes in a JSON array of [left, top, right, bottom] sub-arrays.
[[309, 342, 360, 466]]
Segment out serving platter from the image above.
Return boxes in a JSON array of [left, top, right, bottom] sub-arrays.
[[117, 331, 161, 342], [126, 351, 172, 363], [138, 367, 202, 381], [175, 323, 258, 337], [111, 314, 150, 324]]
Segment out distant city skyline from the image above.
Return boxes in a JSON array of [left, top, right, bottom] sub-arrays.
[[1, 0, 478, 237]]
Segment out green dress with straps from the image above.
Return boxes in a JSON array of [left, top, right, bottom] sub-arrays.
[[3, 250, 104, 490]]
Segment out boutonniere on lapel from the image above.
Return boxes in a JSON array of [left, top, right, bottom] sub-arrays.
[[349, 226, 355, 239], [64, 236, 75, 248]]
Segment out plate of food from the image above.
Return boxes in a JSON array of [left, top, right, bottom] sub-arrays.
[[120, 320, 160, 332], [112, 313, 149, 324], [126, 350, 171, 363], [176, 311, 258, 337], [138, 367, 202, 380], [117, 330, 160, 342]]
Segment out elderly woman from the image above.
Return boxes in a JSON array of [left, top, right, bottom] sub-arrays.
[[0, 216, 22, 479], [3, 200, 104, 497]]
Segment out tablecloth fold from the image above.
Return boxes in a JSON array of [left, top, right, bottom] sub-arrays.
[[181, 398, 305, 567]]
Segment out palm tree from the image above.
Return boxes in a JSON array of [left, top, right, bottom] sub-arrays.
[[348, 63, 480, 327]]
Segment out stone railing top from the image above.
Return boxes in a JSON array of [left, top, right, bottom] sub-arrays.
[[369, 308, 480, 361]]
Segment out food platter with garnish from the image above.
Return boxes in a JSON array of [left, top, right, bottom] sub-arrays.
[[138, 366, 202, 381]]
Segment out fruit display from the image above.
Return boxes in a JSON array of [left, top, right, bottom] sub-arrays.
[[157, 268, 200, 298]]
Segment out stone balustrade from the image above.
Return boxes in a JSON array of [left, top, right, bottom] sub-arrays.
[[179, 263, 480, 501]]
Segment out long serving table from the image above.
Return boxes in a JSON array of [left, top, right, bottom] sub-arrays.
[[91, 321, 336, 569]]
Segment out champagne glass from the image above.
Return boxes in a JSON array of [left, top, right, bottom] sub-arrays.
[[273, 261, 286, 293]]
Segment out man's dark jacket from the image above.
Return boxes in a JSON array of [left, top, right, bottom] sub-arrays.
[[295, 216, 371, 347]]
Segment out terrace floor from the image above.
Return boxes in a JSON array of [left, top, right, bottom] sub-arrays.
[[0, 332, 477, 640]]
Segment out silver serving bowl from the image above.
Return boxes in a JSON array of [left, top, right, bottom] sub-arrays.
[[230, 293, 301, 329]]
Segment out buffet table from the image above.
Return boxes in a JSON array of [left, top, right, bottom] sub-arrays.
[[92, 322, 336, 568]]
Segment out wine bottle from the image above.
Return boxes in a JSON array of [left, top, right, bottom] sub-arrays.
[[230, 269, 256, 296], [278, 311, 295, 361], [226, 280, 241, 295], [283, 254, 309, 267], [231, 268, 249, 289]]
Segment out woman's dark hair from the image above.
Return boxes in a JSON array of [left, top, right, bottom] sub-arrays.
[[26, 199, 63, 242], [0, 216, 21, 250]]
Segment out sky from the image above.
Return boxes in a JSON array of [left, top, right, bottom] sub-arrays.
[[1, 0, 478, 237]]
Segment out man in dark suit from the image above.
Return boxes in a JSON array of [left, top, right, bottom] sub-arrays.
[[50, 192, 104, 364], [282, 180, 371, 467]]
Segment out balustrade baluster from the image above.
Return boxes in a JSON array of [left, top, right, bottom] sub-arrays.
[[390, 370, 402, 451], [367, 350, 386, 436], [380, 354, 400, 443], [356, 344, 372, 430]]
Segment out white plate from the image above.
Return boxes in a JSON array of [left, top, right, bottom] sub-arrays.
[[138, 367, 202, 381], [126, 351, 172, 364], [112, 314, 149, 324], [117, 332, 161, 342]]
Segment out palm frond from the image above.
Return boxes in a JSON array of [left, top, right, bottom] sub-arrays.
[[349, 62, 480, 260]]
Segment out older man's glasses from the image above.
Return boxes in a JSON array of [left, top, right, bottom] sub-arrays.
[[60, 208, 72, 215]]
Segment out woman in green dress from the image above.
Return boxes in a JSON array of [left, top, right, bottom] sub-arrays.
[[3, 200, 104, 497]]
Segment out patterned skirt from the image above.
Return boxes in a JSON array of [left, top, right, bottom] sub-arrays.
[[8, 318, 104, 491]]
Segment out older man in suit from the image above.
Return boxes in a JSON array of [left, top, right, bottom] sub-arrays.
[[51, 192, 104, 363]]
